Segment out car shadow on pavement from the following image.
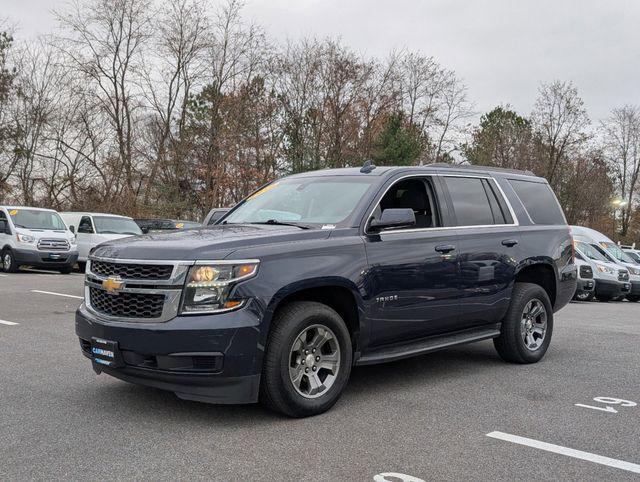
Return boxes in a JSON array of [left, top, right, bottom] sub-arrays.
[[77, 341, 505, 424]]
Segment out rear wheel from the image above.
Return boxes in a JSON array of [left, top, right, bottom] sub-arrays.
[[1, 249, 19, 273], [260, 301, 352, 417], [494, 282, 553, 364]]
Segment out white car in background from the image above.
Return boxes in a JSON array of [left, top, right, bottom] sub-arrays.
[[571, 225, 640, 302], [0, 206, 78, 273], [620, 243, 640, 264], [61, 212, 142, 269]]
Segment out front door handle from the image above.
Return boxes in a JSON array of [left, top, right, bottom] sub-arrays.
[[501, 239, 519, 247], [435, 244, 456, 254]]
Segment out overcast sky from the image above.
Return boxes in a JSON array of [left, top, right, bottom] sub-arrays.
[[4, 0, 640, 122]]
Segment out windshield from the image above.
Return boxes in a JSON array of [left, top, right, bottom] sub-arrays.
[[576, 241, 609, 262], [600, 242, 635, 264], [626, 251, 640, 263], [93, 216, 142, 235], [224, 177, 376, 227], [8, 208, 66, 230]]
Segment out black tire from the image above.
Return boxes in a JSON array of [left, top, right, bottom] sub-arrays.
[[58, 266, 73, 274], [260, 301, 352, 417], [494, 282, 553, 364], [1, 249, 19, 273], [77, 261, 87, 273], [626, 295, 640, 302], [573, 291, 594, 302], [597, 294, 612, 302]]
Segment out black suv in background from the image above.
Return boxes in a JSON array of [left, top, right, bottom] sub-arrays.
[[76, 164, 576, 417]]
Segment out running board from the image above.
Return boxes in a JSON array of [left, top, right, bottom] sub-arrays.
[[356, 324, 501, 366]]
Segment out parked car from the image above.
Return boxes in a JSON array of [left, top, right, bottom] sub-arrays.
[[0, 206, 78, 274], [76, 163, 576, 417], [202, 207, 230, 226], [134, 218, 201, 234], [620, 243, 640, 264], [572, 255, 595, 301], [571, 226, 640, 302], [573, 240, 628, 301], [61, 212, 142, 270]]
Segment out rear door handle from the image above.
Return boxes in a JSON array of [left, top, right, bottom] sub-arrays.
[[435, 244, 456, 254], [501, 239, 518, 247]]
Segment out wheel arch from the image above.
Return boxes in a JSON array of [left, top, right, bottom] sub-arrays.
[[514, 260, 557, 308], [263, 278, 363, 355]]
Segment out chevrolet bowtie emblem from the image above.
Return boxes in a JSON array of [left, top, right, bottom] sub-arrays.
[[102, 277, 124, 294]]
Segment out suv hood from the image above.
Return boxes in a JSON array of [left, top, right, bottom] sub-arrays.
[[91, 224, 332, 261]]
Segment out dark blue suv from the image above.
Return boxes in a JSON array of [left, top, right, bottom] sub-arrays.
[[76, 163, 576, 417]]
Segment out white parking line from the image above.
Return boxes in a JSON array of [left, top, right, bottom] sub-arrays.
[[30, 290, 83, 300], [0, 319, 19, 326], [0, 274, 7, 277], [487, 431, 640, 474]]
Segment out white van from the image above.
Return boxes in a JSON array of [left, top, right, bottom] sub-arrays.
[[0, 206, 78, 273], [60, 212, 142, 267], [573, 239, 630, 302], [571, 225, 640, 302]]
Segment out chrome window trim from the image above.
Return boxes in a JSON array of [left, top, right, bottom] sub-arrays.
[[363, 173, 520, 236]]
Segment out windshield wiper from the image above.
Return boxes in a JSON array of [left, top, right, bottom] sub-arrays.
[[226, 220, 312, 230]]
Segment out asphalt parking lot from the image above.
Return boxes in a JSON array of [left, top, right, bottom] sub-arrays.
[[1, 270, 639, 481]]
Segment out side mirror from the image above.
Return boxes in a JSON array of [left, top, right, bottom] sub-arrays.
[[141, 227, 149, 234], [69, 225, 75, 234], [369, 208, 416, 232]]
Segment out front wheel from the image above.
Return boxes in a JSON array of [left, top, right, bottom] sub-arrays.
[[58, 266, 73, 274], [2, 249, 19, 273], [494, 282, 553, 364], [626, 295, 640, 302], [260, 301, 352, 417], [597, 294, 612, 302]]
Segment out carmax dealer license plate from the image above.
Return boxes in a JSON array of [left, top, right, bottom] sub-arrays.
[[90, 338, 123, 367]]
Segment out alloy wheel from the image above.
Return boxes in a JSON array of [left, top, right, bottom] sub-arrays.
[[288, 324, 341, 399], [3, 253, 11, 271], [521, 298, 547, 351]]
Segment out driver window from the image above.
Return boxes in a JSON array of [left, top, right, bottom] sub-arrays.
[[78, 216, 94, 234], [373, 177, 440, 230]]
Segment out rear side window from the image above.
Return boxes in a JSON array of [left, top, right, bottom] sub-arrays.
[[509, 179, 565, 225], [444, 176, 511, 226]]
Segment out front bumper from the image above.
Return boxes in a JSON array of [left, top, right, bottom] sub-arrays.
[[595, 279, 629, 297], [14, 248, 78, 269], [629, 281, 640, 296], [75, 304, 264, 404], [575, 278, 595, 294]]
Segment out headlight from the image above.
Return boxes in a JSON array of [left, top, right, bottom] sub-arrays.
[[180, 261, 259, 314], [628, 266, 640, 276], [16, 233, 35, 244], [595, 263, 615, 275], [70, 236, 77, 246]]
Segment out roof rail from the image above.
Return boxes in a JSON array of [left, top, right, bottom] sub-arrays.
[[427, 163, 535, 176]]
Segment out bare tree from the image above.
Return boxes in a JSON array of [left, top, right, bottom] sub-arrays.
[[55, 0, 151, 212], [531, 80, 590, 185], [601, 105, 640, 236]]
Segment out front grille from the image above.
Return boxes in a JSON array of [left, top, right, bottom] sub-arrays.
[[89, 286, 165, 318], [38, 239, 70, 251], [91, 260, 173, 280], [619, 270, 630, 282], [579, 265, 593, 279]]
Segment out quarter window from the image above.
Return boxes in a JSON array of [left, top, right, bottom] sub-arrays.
[[509, 179, 565, 225], [444, 176, 510, 226]]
